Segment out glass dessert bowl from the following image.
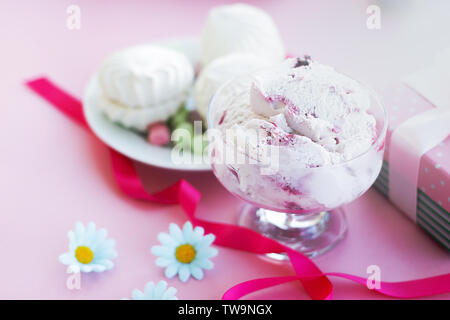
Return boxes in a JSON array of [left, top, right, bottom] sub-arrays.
[[207, 59, 387, 258]]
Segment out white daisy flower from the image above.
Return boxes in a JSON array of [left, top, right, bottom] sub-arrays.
[[59, 222, 117, 273], [124, 281, 178, 300], [151, 221, 218, 282]]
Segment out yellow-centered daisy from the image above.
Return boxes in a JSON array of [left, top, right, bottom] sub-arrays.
[[59, 222, 117, 273], [151, 221, 218, 282]]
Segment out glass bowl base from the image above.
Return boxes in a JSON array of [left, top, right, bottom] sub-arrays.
[[238, 204, 347, 259]]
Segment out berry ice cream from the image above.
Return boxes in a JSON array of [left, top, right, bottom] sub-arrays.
[[209, 58, 385, 212]]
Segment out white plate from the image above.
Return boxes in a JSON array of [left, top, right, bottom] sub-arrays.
[[83, 37, 211, 171]]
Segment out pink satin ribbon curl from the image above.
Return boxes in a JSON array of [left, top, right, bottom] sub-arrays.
[[26, 77, 450, 300]]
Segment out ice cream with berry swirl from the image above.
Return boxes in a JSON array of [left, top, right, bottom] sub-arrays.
[[209, 57, 384, 211]]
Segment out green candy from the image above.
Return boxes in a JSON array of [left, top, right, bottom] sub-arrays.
[[170, 105, 209, 155], [176, 122, 194, 135], [169, 105, 189, 130]]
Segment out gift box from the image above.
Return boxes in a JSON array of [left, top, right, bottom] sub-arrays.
[[374, 56, 450, 250]]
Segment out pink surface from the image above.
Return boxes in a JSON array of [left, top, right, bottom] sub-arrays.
[[1, 0, 449, 299]]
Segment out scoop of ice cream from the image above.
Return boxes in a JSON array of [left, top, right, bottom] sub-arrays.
[[249, 57, 376, 161], [200, 4, 285, 66], [96, 45, 194, 131], [194, 53, 273, 119]]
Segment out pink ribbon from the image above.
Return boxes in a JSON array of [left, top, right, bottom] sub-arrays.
[[26, 77, 450, 300]]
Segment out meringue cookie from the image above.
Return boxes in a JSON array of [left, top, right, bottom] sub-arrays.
[[97, 45, 194, 131], [200, 4, 285, 66], [194, 53, 273, 119]]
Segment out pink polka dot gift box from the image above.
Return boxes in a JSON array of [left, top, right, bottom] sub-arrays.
[[374, 55, 450, 250]]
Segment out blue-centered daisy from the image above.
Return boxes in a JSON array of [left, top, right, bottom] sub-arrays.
[[151, 221, 218, 282], [59, 222, 117, 273], [124, 280, 178, 300]]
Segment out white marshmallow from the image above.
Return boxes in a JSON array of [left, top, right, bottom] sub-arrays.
[[97, 45, 194, 131], [200, 4, 285, 66]]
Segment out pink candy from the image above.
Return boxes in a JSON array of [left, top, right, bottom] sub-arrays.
[[147, 122, 170, 146]]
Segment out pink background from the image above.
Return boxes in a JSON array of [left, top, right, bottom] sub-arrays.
[[1, 0, 449, 299]]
